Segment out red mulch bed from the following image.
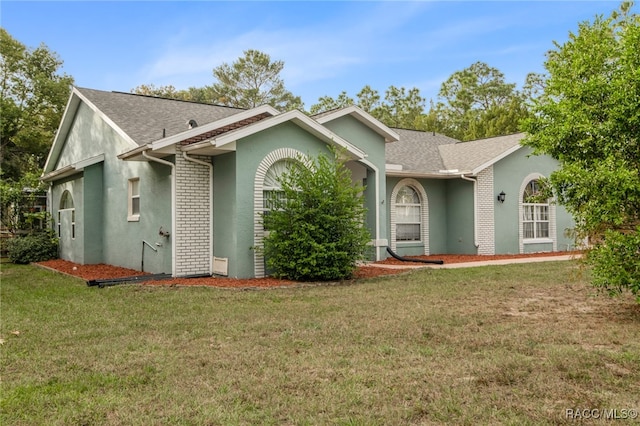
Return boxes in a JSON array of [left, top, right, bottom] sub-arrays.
[[36, 252, 575, 289], [36, 259, 411, 288]]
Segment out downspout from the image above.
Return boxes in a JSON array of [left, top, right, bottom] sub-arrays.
[[460, 174, 480, 249], [142, 151, 176, 276], [360, 159, 383, 261], [182, 151, 213, 275]]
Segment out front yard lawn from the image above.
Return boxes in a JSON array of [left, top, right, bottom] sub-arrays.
[[1, 261, 638, 425]]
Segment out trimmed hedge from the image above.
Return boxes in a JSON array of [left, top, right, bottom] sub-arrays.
[[7, 231, 58, 264]]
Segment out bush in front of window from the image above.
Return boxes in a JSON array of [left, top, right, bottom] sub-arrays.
[[262, 149, 371, 281], [7, 229, 59, 264]]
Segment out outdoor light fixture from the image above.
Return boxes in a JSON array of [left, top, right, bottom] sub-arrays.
[[497, 191, 506, 203]]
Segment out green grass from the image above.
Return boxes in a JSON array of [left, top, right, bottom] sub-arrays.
[[1, 261, 639, 425]]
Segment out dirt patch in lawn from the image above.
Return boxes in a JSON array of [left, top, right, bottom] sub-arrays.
[[36, 252, 578, 289]]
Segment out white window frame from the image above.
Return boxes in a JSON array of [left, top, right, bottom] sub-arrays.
[[395, 186, 422, 242], [390, 178, 430, 254], [521, 179, 550, 242], [128, 178, 140, 222]]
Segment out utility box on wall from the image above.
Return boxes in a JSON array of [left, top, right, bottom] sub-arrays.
[[213, 257, 229, 276]]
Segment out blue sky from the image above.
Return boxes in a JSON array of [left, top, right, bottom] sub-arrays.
[[2, 1, 627, 109]]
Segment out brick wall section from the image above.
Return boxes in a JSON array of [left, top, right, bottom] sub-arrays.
[[476, 166, 495, 255], [174, 149, 211, 276]]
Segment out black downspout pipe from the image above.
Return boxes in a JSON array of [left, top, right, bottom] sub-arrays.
[[386, 247, 444, 265]]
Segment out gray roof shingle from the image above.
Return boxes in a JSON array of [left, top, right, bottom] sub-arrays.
[[385, 129, 459, 174], [77, 87, 244, 146], [439, 133, 524, 173]]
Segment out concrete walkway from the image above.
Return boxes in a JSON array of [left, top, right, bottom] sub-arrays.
[[367, 254, 581, 270]]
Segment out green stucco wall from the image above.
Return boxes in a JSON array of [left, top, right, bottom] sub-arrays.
[[445, 179, 476, 254], [385, 177, 449, 257], [212, 151, 238, 268], [214, 122, 335, 278], [82, 163, 103, 264], [51, 102, 172, 274], [493, 147, 575, 253], [321, 115, 388, 259]]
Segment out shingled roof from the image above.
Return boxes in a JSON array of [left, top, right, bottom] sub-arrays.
[[77, 87, 245, 146], [385, 128, 459, 174], [439, 133, 524, 174]]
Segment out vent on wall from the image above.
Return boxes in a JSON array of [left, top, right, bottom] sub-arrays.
[[213, 257, 228, 276]]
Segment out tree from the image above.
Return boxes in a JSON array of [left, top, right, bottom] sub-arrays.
[[131, 84, 217, 104], [309, 91, 354, 114], [309, 84, 425, 130], [522, 2, 640, 299], [210, 49, 303, 111], [262, 149, 371, 281], [0, 29, 74, 181], [373, 86, 425, 129], [0, 165, 48, 235], [430, 61, 530, 140]]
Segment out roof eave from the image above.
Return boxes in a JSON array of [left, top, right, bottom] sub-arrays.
[[470, 143, 523, 175], [315, 105, 400, 143], [41, 154, 105, 182], [214, 110, 366, 160], [150, 104, 280, 151]]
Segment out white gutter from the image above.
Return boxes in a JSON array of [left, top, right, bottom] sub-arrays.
[[182, 151, 214, 275], [460, 174, 480, 249], [142, 151, 176, 276]]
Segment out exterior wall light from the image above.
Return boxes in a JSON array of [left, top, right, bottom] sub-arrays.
[[497, 191, 506, 203]]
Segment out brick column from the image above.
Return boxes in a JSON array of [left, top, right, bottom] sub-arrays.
[[476, 166, 495, 255], [174, 149, 211, 276]]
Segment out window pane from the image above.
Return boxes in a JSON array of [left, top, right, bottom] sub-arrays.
[[397, 224, 420, 241], [523, 206, 534, 220], [537, 205, 549, 221], [523, 222, 534, 239], [131, 179, 139, 196], [396, 205, 420, 223], [396, 186, 419, 204], [131, 197, 140, 215], [536, 222, 549, 238]]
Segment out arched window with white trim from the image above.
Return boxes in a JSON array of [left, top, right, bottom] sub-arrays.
[[522, 179, 549, 240], [262, 159, 294, 215], [519, 173, 557, 253], [254, 148, 310, 277], [396, 186, 421, 241], [59, 190, 75, 239], [390, 179, 429, 254]]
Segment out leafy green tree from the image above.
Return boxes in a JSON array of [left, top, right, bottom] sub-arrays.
[[0, 166, 48, 235], [309, 85, 425, 130], [373, 86, 425, 129], [262, 150, 371, 281], [309, 91, 354, 114], [210, 49, 303, 111], [430, 61, 530, 140], [0, 29, 74, 181], [522, 2, 640, 299], [131, 84, 217, 104]]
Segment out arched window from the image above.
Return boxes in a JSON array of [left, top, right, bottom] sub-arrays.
[[59, 190, 75, 239], [395, 185, 421, 241], [522, 179, 549, 239], [60, 190, 74, 209], [254, 148, 309, 277], [262, 159, 294, 213]]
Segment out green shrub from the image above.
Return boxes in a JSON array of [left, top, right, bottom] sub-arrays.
[[262, 150, 371, 281], [7, 230, 59, 264]]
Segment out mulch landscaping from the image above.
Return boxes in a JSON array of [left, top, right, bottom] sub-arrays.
[[36, 251, 575, 289]]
